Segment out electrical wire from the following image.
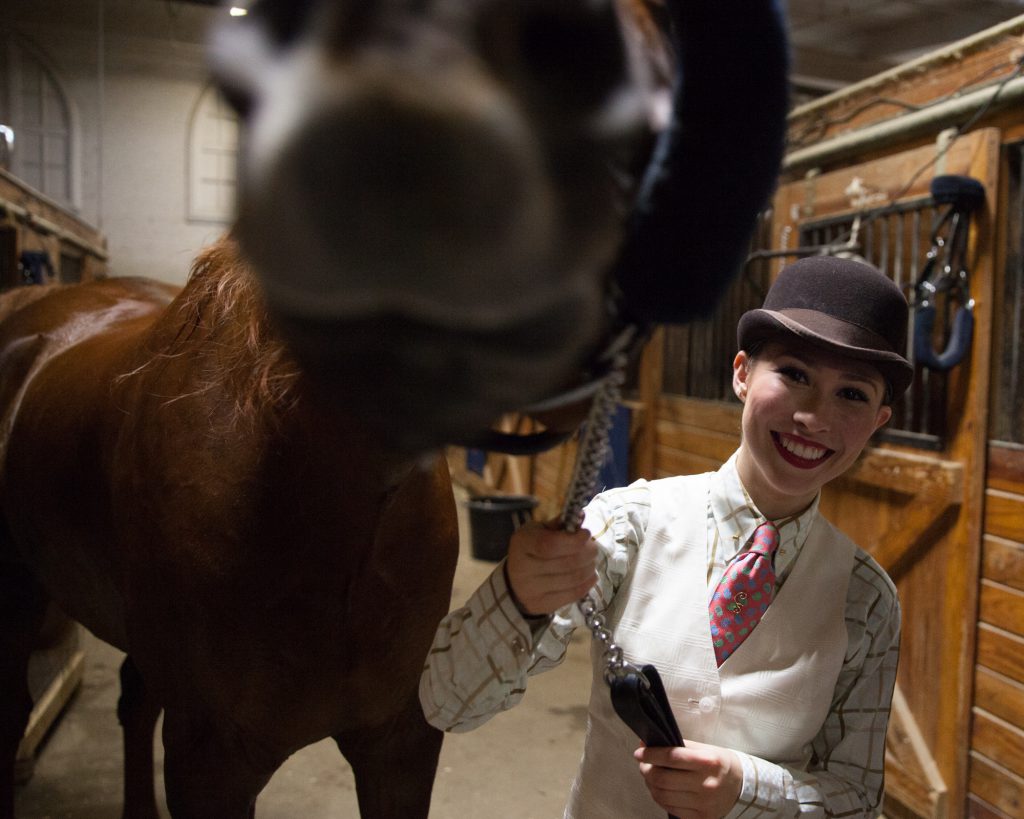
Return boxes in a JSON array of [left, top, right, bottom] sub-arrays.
[[784, 55, 1024, 258], [890, 55, 1024, 203], [789, 58, 1024, 150]]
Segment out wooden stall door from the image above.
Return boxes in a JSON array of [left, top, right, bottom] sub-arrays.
[[769, 129, 1001, 819]]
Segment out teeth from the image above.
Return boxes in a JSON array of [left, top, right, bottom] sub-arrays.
[[780, 436, 827, 461]]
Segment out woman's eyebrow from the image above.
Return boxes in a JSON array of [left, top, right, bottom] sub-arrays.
[[782, 352, 880, 387], [838, 371, 879, 385]]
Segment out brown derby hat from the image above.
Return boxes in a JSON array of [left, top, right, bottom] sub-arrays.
[[737, 256, 913, 399]]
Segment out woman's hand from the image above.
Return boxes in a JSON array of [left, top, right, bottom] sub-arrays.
[[634, 740, 743, 818], [505, 520, 598, 616]]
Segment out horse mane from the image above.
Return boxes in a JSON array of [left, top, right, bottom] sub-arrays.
[[124, 235, 301, 427]]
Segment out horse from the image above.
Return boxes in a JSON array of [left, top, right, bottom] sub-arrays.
[[0, 0, 789, 816], [0, 241, 461, 817]]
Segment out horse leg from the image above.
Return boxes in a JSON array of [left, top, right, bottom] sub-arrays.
[[0, 558, 47, 819], [161, 708, 276, 819], [334, 693, 444, 819], [118, 656, 162, 819]]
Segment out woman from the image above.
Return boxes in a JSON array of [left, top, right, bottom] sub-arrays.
[[421, 256, 910, 818]]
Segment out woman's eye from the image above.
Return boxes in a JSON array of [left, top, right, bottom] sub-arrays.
[[778, 366, 807, 383], [840, 387, 869, 402]]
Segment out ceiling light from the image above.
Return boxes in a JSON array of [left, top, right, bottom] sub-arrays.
[[229, 6, 248, 16]]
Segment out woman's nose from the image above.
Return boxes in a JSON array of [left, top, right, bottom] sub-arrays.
[[793, 391, 831, 432]]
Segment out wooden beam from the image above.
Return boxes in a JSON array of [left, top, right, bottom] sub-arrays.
[[886, 682, 948, 818], [844, 448, 963, 499], [837, 449, 963, 576], [15, 649, 85, 783]]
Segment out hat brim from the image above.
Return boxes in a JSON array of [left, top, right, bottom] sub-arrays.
[[738, 308, 914, 397]]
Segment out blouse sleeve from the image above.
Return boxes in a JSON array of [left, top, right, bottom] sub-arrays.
[[725, 552, 901, 818], [419, 481, 651, 733]]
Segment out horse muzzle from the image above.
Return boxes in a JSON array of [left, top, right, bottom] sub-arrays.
[[208, 2, 644, 450], [208, 0, 792, 453]]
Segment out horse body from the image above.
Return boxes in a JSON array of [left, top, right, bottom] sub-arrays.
[[0, 278, 175, 647], [0, 242, 459, 817]]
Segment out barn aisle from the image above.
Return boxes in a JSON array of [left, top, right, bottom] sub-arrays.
[[13, 486, 592, 818]]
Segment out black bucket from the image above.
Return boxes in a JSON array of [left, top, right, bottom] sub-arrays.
[[466, 495, 538, 562]]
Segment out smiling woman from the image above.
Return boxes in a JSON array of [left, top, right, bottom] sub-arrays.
[[732, 257, 910, 518], [732, 343, 893, 519], [421, 255, 912, 818]]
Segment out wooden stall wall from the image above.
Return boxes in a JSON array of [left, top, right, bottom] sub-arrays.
[[967, 133, 1024, 818], [972, 445, 1024, 818]]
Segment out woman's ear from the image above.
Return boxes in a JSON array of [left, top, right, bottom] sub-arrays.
[[873, 404, 893, 432], [732, 351, 749, 402]]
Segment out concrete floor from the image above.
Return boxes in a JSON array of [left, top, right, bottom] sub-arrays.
[[14, 490, 593, 818]]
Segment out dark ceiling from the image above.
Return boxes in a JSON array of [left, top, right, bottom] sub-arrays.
[[165, 1, 1024, 93]]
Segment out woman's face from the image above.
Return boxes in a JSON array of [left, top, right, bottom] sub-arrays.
[[732, 340, 893, 519]]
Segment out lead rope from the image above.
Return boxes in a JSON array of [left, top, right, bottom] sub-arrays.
[[557, 353, 680, 819], [558, 352, 645, 686]]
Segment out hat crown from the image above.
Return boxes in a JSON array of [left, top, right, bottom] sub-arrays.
[[737, 256, 914, 398], [762, 257, 908, 351]]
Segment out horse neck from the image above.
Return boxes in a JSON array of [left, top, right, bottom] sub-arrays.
[[148, 237, 295, 422], [162, 237, 430, 486]]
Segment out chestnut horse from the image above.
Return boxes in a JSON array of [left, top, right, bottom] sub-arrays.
[[0, 0, 789, 816], [0, 239, 459, 817]]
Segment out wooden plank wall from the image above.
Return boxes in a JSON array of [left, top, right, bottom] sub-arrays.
[[969, 444, 1024, 818], [651, 396, 737, 479]]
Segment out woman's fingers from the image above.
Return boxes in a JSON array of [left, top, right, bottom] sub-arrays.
[[521, 526, 594, 559], [634, 743, 743, 818], [507, 522, 599, 614], [526, 571, 599, 612]]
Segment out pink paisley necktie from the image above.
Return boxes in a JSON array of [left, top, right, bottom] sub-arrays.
[[709, 521, 780, 666]]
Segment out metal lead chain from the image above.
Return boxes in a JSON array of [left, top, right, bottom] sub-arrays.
[[558, 353, 641, 684], [578, 595, 637, 685], [559, 353, 627, 533]]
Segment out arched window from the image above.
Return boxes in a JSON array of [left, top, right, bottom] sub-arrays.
[[0, 36, 73, 204], [188, 84, 239, 223]]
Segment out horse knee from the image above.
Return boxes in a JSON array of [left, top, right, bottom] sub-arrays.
[[335, 697, 444, 819], [162, 711, 274, 819]]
